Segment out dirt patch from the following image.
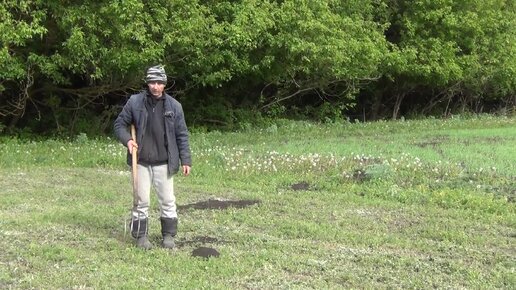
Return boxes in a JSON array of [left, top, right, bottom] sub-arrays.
[[191, 246, 220, 259], [474, 136, 507, 144], [178, 198, 260, 210], [176, 235, 230, 247], [414, 136, 450, 148], [291, 181, 310, 191], [414, 136, 450, 157], [415, 140, 441, 148], [352, 169, 369, 183]]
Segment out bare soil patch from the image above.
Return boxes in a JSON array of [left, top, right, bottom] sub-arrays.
[[178, 198, 260, 210], [176, 235, 230, 247], [352, 169, 369, 183], [414, 136, 450, 148], [291, 181, 310, 191], [191, 246, 220, 259], [414, 136, 449, 157]]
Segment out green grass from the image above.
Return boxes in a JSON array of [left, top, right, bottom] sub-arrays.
[[0, 115, 514, 289]]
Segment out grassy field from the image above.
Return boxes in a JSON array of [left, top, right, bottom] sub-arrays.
[[0, 115, 514, 289]]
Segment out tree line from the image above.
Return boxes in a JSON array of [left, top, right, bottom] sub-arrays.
[[1, 0, 515, 135]]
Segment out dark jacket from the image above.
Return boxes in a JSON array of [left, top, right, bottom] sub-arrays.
[[113, 91, 192, 175]]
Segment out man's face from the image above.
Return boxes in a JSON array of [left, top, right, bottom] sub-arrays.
[[147, 81, 165, 97]]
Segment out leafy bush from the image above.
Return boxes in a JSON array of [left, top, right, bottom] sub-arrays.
[[0, 0, 514, 134]]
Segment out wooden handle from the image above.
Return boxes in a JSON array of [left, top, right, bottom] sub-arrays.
[[130, 124, 138, 195]]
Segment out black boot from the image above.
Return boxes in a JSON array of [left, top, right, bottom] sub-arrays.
[[131, 218, 152, 250], [160, 217, 178, 249]]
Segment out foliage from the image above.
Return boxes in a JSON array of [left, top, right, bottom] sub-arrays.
[[0, 0, 514, 134], [377, 0, 516, 118]]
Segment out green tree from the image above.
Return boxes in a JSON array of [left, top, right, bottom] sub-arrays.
[[259, 0, 387, 114], [376, 0, 515, 119], [0, 0, 47, 128], [1, 0, 513, 134]]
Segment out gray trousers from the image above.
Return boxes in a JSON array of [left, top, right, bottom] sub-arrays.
[[132, 164, 177, 220]]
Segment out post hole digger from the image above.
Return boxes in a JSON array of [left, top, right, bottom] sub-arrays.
[[124, 124, 152, 249]]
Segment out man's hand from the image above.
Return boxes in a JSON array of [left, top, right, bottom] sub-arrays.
[[127, 140, 138, 154], [182, 165, 191, 176]]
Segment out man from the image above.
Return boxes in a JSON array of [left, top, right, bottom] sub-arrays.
[[114, 65, 192, 249]]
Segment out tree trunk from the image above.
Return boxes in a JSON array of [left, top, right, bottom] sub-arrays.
[[392, 93, 405, 120], [370, 90, 383, 120]]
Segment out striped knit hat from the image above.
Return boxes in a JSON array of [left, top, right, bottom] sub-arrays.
[[145, 65, 167, 84]]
